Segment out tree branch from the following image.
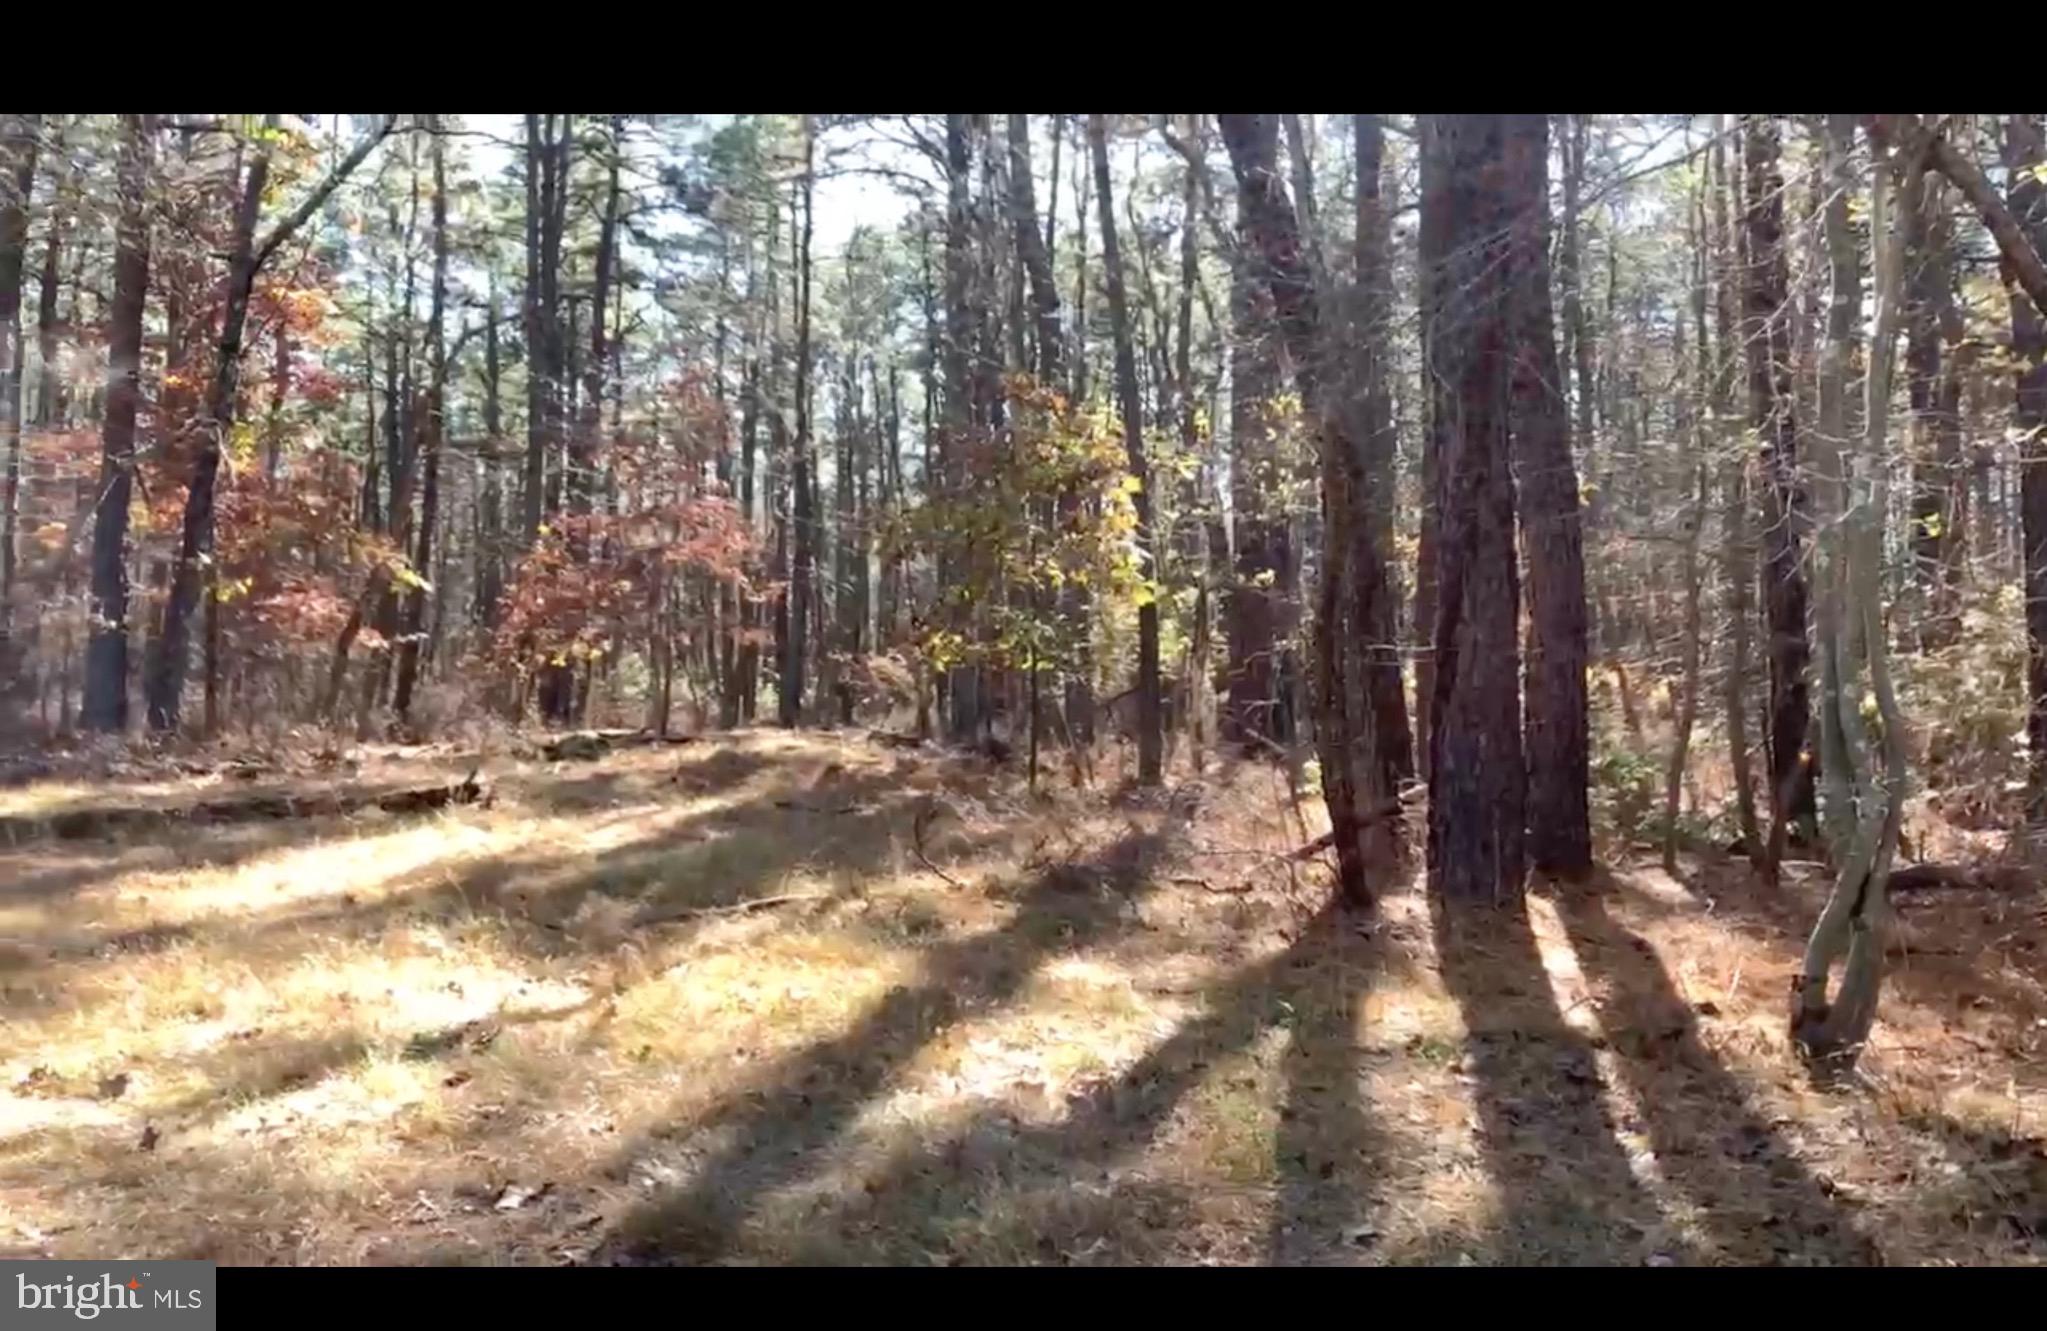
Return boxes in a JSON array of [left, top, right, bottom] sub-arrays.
[[1920, 123, 2047, 322], [251, 114, 398, 273]]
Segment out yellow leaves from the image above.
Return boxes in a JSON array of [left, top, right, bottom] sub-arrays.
[[390, 562, 432, 593], [1120, 474, 1145, 496], [212, 576, 256, 604]]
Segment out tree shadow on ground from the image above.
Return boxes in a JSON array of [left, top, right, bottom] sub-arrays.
[[0, 815, 376, 910], [1430, 893, 1669, 1265], [1621, 855, 2047, 1084], [1554, 882, 1878, 1264], [589, 886, 1409, 1266], [1266, 905, 1398, 1264], [587, 826, 1188, 1264], [1893, 1106, 2047, 1259]]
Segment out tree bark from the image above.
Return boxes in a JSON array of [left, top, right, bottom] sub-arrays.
[[81, 116, 151, 733], [1220, 112, 1411, 904], [1742, 115, 1815, 879], [0, 114, 41, 681], [781, 117, 816, 728], [394, 117, 452, 721], [2006, 116, 2047, 823], [1504, 114, 1592, 879], [1421, 113, 1525, 904], [149, 114, 392, 732], [1007, 115, 1062, 386], [1091, 113, 1163, 786]]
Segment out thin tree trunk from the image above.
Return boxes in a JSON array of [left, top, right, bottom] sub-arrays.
[[394, 118, 451, 721], [1711, 114, 1762, 857], [781, 117, 816, 728], [1091, 113, 1162, 786], [0, 115, 41, 683], [1743, 115, 1815, 879], [149, 114, 392, 732], [82, 116, 150, 733]]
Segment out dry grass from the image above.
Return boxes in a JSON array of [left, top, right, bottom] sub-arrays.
[[2, 728, 2043, 1265]]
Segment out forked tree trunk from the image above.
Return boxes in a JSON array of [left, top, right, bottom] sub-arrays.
[[1792, 119, 1910, 1069]]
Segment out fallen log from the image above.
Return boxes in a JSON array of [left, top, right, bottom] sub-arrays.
[[1886, 862, 2035, 899], [540, 730, 702, 762], [0, 772, 490, 846]]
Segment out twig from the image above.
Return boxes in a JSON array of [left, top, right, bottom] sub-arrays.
[[1171, 874, 1251, 895], [632, 892, 827, 928], [913, 806, 964, 889]]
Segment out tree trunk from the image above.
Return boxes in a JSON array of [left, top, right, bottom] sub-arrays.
[[1091, 113, 1162, 786], [781, 117, 816, 728], [1413, 115, 1448, 783], [1743, 115, 1815, 879], [1220, 112, 1411, 904], [1421, 113, 1526, 904], [1707, 114, 1762, 858], [1007, 115, 1063, 386], [82, 116, 150, 733], [2007, 116, 2047, 824], [149, 114, 391, 732], [394, 118, 451, 722], [34, 126, 65, 431], [0, 114, 40, 685], [1505, 114, 1592, 879], [1792, 118, 1910, 1069]]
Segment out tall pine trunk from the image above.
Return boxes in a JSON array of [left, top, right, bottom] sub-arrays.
[[0, 115, 40, 690], [82, 116, 151, 733], [780, 117, 816, 727], [1743, 115, 1816, 878], [2008, 116, 2047, 824], [1422, 114, 1526, 903], [1504, 114, 1591, 879]]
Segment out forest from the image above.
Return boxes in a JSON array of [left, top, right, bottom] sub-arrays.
[[1, 112, 2045, 1265]]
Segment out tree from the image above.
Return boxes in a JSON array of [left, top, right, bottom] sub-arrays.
[[1219, 113, 1411, 903], [81, 116, 150, 732], [1791, 116, 1910, 1068], [1091, 113, 1162, 786], [0, 114, 40, 688], [2005, 115, 2047, 822], [147, 115, 394, 732], [1742, 114, 1816, 878], [1503, 113, 1591, 879], [780, 116, 816, 727], [1421, 114, 1525, 902]]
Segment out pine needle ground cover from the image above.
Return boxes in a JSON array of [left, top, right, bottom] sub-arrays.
[[2, 732, 2041, 1265]]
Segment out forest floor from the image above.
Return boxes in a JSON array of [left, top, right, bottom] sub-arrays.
[[2, 728, 2044, 1266]]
